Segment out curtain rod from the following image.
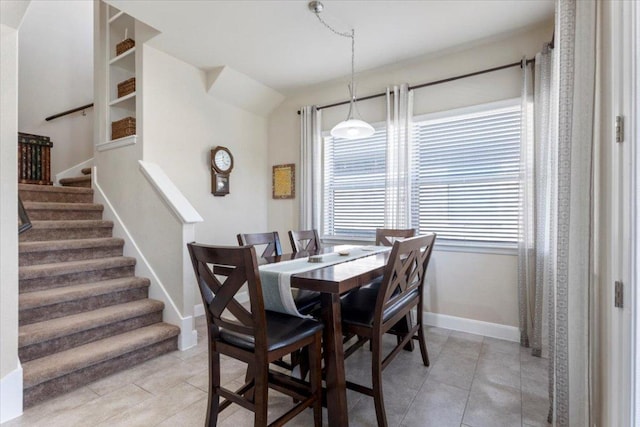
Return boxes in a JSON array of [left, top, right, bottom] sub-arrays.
[[296, 57, 535, 114]]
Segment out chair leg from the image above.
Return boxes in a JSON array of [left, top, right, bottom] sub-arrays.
[[253, 364, 269, 426], [207, 350, 221, 427], [244, 362, 256, 401], [309, 334, 323, 427], [416, 310, 429, 367], [371, 335, 388, 427]]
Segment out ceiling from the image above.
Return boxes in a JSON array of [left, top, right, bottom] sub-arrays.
[[107, 0, 554, 95]]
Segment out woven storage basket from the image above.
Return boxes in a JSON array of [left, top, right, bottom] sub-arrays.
[[117, 77, 136, 98], [116, 38, 135, 56], [111, 117, 136, 140]]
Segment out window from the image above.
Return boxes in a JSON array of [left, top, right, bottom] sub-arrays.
[[414, 100, 521, 247], [323, 127, 386, 239], [320, 99, 521, 249]]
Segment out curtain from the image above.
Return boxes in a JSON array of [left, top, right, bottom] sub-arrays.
[[518, 0, 598, 423], [518, 46, 555, 357], [551, 0, 598, 425], [384, 84, 414, 228], [299, 106, 322, 231]]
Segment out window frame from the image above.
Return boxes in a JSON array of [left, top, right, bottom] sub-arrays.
[[318, 98, 521, 255]]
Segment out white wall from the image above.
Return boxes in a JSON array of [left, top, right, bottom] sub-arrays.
[[267, 22, 553, 328], [18, 0, 93, 178], [1, 0, 30, 420], [142, 45, 270, 248]]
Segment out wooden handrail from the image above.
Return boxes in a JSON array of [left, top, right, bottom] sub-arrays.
[[45, 103, 93, 121]]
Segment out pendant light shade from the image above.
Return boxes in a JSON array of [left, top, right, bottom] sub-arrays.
[[310, 1, 373, 140], [331, 118, 375, 139]]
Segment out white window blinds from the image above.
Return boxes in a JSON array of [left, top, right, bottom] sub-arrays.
[[414, 103, 521, 246], [323, 128, 387, 239]]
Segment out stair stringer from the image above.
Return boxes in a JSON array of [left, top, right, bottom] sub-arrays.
[[92, 171, 198, 351]]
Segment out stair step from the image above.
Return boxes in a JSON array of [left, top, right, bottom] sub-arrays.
[[19, 184, 93, 203], [23, 201, 103, 220], [81, 167, 92, 175], [19, 220, 113, 242], [19, 257, 136, 293], [19, 277, 150, 325], [19, 237, 124, 266], [23, 323, 179, 408], [59, 175, 91, 188], [19, 299, 165, 362]]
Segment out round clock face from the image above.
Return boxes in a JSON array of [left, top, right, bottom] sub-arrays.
[[212, 147, 233, 173]]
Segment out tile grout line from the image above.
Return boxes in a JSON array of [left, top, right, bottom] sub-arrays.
[[459, 335, 484, 427]]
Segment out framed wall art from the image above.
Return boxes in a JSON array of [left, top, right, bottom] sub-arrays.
[[272, 163, 295, 199]]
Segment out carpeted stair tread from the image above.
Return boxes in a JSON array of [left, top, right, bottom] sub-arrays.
[[19, 277, 150, 310], [22, 323, 180, 389], [19, 256, 136, 280], [25, 220, 113, 230], [23, 201, 102, 211], [59, 176, 91, 185], [19, 184, 93, 203], [23, 202, 103, 220], [20, 237, 123, 254], [81, 168, 92, 175], [19, 220, 114, 242], [19, 299, 165, 347]]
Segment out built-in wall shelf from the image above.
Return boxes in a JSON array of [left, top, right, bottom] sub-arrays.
[[109, 92, 136, 111], [97, 135, 137, 152], [107, 4, 138, 142], [109, 48, 135, 72], [108, 10, 124, 24]]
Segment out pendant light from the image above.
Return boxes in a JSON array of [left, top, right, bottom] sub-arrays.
[[309, 1, 374, 139]]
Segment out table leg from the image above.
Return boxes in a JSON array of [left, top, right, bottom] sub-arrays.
[[321, 293, 349, 427]]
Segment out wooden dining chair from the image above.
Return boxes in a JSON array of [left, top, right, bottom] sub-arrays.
[[340, 233, 436, 427], [375, 228, 416, 246], [187, 243, 323, 427], [288, 229, 321, 253], [237, 231, 283, 257]]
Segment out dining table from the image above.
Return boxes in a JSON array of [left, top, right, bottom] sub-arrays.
[[260, 245, 392, 427]]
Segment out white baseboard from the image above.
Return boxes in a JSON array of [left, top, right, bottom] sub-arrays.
[[54, 157, 93, 185], [93, 174, 197, 351], [423, 311, 520, 342], [0, 363, 23, 423]]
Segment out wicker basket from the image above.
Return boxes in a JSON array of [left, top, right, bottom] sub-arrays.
[[116, 38, 135, 56], [117, 77, 136, 98], [111, 117, 136, 140]]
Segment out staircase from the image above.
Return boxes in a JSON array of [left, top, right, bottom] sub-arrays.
[[58, 167, 92, 188], [18, 181, 180, 408]]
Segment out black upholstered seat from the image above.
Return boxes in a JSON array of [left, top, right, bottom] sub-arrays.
[[220, 311, 324, 352], [341, 287, 420, 328]]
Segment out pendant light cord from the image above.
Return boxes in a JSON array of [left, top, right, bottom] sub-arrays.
[[313, 12, 357, 119]]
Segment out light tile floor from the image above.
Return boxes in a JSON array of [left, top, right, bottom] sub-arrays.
[[3, 317, 550, 427]]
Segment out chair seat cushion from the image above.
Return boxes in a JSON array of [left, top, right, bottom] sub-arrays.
[[293, 289, 321, 315], [219, 311, 323, 352], [341, 287, 419, 328]]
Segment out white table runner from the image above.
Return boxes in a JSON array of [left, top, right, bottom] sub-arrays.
[[258, 245, 391, 318]]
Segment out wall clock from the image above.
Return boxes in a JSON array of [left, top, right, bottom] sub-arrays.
[[211, 146, 234, 196]]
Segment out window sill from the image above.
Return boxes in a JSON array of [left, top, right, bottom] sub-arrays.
[[321, 236, 517, 256]]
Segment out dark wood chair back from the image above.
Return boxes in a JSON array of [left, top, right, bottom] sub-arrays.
[[237, 231, 283, 257], [375, 234, 435, 327], [187, 243, 267, 350], [340, 233, 436, 426], [288, 229, 321, 253], [188, 242, 324, 426], [375, 228, 416, 246]]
